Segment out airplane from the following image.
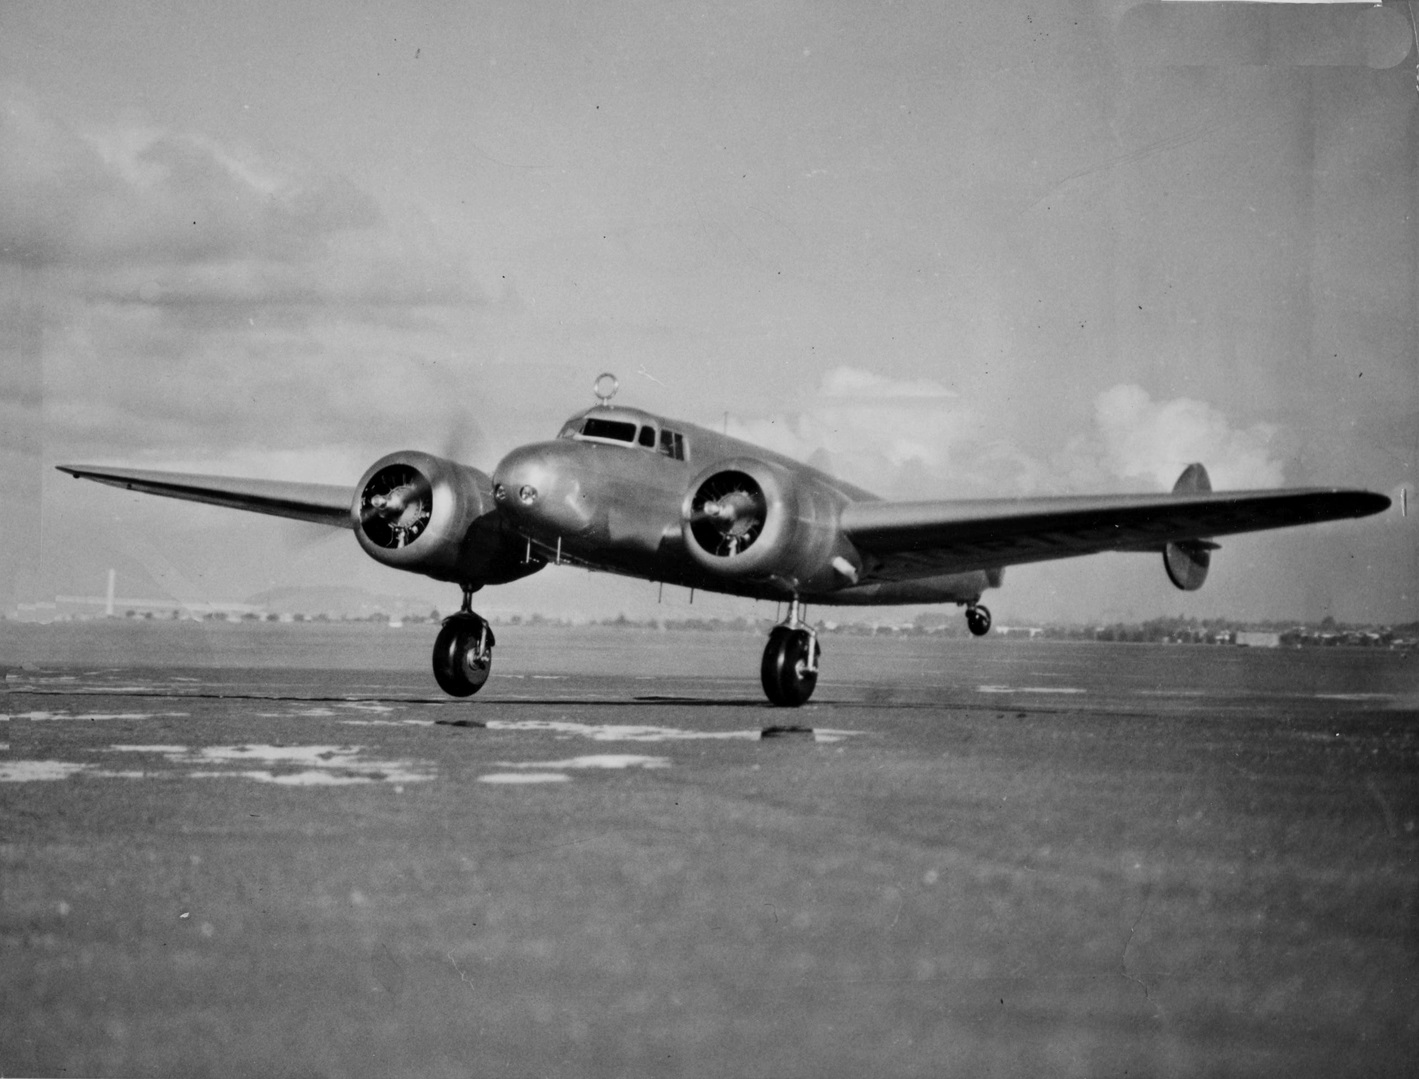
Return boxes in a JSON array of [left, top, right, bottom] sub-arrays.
[[58, 373, 1390, 706]]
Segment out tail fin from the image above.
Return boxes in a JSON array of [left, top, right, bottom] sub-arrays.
[[1172, 462, 1211, 494], [1164, 463, 1218, 591]]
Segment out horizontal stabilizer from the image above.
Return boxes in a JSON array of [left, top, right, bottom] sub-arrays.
[[56, 465, 356, 528]]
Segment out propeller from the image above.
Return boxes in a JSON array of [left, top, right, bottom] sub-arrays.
[[360, 464, 433, 549], [689, 472, 766, 557]]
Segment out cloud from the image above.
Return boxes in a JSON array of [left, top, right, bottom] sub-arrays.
[[3, 91, 496, 479], [730, 368, 1287, 498], [818, 367, 958, 402], [2, 95, 374, 269], [729, 366, 998, 496], [1, 92, 474, 308], [1094, 384, 1285, 490]]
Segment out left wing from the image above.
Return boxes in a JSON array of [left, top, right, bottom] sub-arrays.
[[56, 465, 356, 528], [840, 486, 1390, 583]]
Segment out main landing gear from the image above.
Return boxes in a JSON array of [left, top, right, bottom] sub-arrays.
[[432, 584, 496, 697], [965, 602, 992, 637], [761, 597, 821, 707]]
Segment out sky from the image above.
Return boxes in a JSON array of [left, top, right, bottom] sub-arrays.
[[4, 1, 1416, 626]]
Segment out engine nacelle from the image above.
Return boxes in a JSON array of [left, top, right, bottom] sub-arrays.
[[680, 457, 848, 590], [681, 457, 799, 577], [353, 450, 530, 585]]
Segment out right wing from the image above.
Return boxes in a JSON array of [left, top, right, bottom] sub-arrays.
[[840, 486, 1390, 583], [56, 465, 356, 529]]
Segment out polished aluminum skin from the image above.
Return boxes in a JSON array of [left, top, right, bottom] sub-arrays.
[[58, 385, 1391, 609], [55, 376, 1392, 703]]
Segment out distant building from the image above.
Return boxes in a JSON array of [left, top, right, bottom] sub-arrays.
[[1235, 631, 1281, 648]]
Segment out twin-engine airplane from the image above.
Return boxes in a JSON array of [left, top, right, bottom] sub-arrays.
[[60, 374, 1389, 706]]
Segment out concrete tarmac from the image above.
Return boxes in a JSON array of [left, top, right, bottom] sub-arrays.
[[2, 624, 1416, 1077]]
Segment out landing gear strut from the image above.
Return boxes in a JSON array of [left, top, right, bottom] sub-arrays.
[[432, 584, 495, 697], [965, 603, 992, 638], [761, 597, 820, 707]]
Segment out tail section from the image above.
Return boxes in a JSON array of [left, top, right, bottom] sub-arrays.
[[1172, 462, 1211, 495], [1164, 463, 1218, 591]]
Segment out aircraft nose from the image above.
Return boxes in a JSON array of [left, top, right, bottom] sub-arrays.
[[492, 444, 594, 535]]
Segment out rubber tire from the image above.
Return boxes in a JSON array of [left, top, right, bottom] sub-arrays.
[[966, 604, 991, 638], [760, 626, 819, 707], [432, 615, 495, 697]]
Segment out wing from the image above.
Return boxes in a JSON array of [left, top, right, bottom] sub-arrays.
[[56, 464, 356, 529], [840, 487, 1390, 583]]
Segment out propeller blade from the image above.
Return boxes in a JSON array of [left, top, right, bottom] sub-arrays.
[[360, 474, 431, 522]]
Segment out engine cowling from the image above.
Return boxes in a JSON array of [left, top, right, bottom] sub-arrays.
[[353, 450, 526, 585], [681, 457, 808, 580]]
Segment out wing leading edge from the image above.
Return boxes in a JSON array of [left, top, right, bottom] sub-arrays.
[[840, 486, 1390, 583], [56, 465, 356, 529]]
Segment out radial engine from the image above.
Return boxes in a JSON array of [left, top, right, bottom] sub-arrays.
[[680, 457, 851, 591], [352, 450, 536, 586]]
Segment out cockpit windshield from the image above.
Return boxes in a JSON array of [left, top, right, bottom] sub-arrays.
[[580, 417, 638, 443], [559, 414, 687, 461]]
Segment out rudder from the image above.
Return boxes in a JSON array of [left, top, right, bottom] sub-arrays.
[[1165, 463, 1218, 590]]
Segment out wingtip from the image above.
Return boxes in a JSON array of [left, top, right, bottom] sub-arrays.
[[1336, 489, 1392, 518]]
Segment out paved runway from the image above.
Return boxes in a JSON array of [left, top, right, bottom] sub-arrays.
[[3, 625, 1416, 1077]]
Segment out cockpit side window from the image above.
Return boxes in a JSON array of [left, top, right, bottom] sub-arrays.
[[638, 425, 656, 448], [659, 429, 686, 461]]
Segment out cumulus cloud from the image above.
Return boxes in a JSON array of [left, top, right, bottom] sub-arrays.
[[728, 366, 982, 495], [4, 98, 365, 268], [4, 91, 492, 479], [1093, 384, 1285, 490], [1, 93, 473, 307], [730, 369, 1287, 498]]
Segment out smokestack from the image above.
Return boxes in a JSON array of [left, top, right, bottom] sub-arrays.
[[106, 569, 116, 617]]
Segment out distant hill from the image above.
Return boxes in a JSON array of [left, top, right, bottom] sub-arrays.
[[244, 585, 439, 619]]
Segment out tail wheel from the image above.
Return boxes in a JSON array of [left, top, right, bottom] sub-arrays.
[[432, 614, 495, 697], [761, 626, 819, 707]]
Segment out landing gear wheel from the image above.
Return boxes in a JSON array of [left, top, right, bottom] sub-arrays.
[[965, 604, 992, 638], [761, 626, 820, 707], [432, 613, 496, 697]]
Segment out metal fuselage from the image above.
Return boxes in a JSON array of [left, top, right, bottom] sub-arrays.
[[491, 405, 995, 606]]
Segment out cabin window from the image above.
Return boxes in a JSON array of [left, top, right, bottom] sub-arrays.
[[659, 429, 686, 461], [580, 417, 638, 443], [638, 425, 656, 448]]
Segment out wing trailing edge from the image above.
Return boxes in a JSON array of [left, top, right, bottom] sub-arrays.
[[56, 465, 356, 529]]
